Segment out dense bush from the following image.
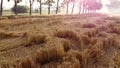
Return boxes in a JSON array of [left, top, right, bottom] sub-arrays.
[[11, 5, 29, 13]]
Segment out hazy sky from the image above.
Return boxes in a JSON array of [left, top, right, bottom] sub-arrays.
[[1, 0, 120, 14]]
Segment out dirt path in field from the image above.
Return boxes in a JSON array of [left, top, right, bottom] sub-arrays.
[[0, 14, 120, 68]]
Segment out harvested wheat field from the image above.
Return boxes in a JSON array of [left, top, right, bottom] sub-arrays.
[[0, 14, 120, 68]]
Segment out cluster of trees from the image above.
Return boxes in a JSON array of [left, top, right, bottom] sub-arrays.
[[0, 0, 103, 16], [12, 5, 29, 13], [63, 0, 103, 14]]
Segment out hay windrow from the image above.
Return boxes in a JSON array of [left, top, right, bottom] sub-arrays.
[[18, 57, 36, 68], [84, 29, 98, 37], [55, 30, 81, 43], [81, 23, 96, 28], [23, 32, 47, 47], [0, 31, 25, 39]]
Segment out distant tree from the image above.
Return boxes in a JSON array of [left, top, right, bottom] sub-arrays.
[[43, 0, 55, 14], [11, 5, 29, 13], [95, 1, 103, 11], [55, 1, 64, 14], [15, 0, 22, 15], [0, 0, 3, 16], [78, 0, 103, 14], [71, 0, 75, 14], [78, 0, 82, 14], [14, 0, 17, 15], [34, 8, 39, 13], [8, 0, 22, 15], [66, 0, 69, 14], [79, 0, 96, 14], [85, 0, 103, 13], [56, 0, 59, 14], [62, 0, 77, 14], [82, 0, 88, 14], [29, 0, 35, 15], [48, 0, 50, 14], [37, 0, 42, 14], [62, 0, 71, 14], [85, 0, 93, 13]]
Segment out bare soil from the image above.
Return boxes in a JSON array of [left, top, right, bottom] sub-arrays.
[[0, 14, 120, 68]]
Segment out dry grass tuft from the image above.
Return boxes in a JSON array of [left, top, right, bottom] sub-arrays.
[[116, 20, 120, 24], [84, 29, 98, 37], [48, 20, 63, 26], [87, 45, 102, 59], [107, 27, 120, 34], [97, 25, 107, 32], [104, 17, 119, 20], [81, 23, 96, 28], [66, 50, 82, 63], [106, 22, 116, 28], [24, 33, 46, 46], [55, 30, 81, 50], [59, 57, 80, 68], [18, 57, 36, 68], [62, 40, 72, 52], [81, 35, 91, 45], [96, 31, 108, 37], [0, 63, 10, 68], [41, 56, 80, 68], [102, 37, 117, 49], [114, 54, 120, 68], [85, 47, 104, 68], [35, 44, 65, 65], [86, 37, 119, 68], [0, 32, 24, 39], [56, 30, 80, 41], [0, 17, 8, 20], [95, 19, 107, 25]]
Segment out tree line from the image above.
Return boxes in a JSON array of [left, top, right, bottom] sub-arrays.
[[0, 0, 103, 16]]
